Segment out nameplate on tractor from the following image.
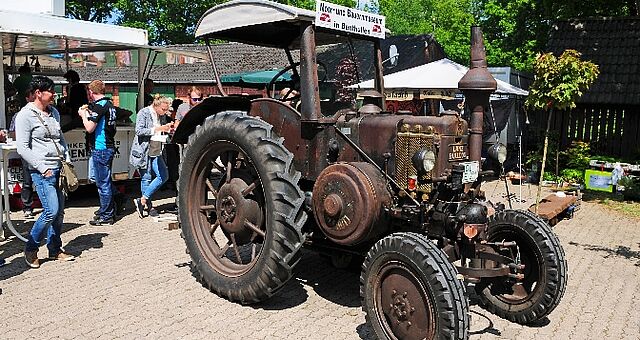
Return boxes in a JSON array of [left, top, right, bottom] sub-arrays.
[[448, 144, 468, 162]]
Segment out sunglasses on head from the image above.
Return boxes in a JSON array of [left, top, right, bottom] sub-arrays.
[[191, 96, 203, 102]]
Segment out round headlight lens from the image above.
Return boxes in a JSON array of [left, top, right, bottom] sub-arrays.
[[489, 143, 508, 164], [412, 149, 436, 173]]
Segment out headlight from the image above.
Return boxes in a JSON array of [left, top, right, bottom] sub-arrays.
[[488, 143, 507, 164], [412, 148, 436, 173]]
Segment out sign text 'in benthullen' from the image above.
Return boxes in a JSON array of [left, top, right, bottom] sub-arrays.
[[315, 0, 385, 39]]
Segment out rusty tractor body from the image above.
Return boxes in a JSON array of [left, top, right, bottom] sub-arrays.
[[174, 2, 567, 339]]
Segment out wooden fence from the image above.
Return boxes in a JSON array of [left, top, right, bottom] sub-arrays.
[[527, 104, 640, 160]]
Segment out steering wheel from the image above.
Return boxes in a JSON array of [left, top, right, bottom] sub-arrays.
[[266, 61, 328, 101]]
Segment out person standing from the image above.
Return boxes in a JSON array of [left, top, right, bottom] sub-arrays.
[[9, 90, 37, 218], [130, 95, 172, 218], [143, 78, 155, 107], [164, 87, 204, 196], [62, 70, 88, 132], [15, 75, 75, 268], [174, 86, 203, 127], [78, 80, 117, 226], [13, 63, 32, 108]]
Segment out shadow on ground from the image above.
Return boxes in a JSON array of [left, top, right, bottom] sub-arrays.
[[0, 222, 99, 281], [568, 241, 640, 266], [253, 250, 362, 311]]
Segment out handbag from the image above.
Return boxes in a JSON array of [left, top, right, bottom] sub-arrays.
[[31, 109, 79, 193], [148, 140, 163, 157]]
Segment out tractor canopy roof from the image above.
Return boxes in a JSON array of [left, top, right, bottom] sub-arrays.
[[195, 0, 379, 48]]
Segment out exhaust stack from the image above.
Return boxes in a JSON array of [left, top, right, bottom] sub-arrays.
[[458, 26, 496, 164]]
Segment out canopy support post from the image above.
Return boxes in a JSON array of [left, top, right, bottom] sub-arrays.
[[205, 39, 226, 96], [0, 44, 5, 128], [137, 48, 147, 110]]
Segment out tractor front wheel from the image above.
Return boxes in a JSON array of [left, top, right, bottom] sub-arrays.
[[361, 232, 469, 340], [475, 209, 567, 324]]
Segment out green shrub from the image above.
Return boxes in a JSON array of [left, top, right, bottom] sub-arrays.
[[542, 172, 558, 182], [561, 141, 591, 170], [560, 168, 584, 184], [619, 176, 640, 201]]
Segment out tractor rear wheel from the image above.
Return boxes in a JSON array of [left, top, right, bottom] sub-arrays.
[[361, 232, 469, 340], [178, 111, 306, 304]]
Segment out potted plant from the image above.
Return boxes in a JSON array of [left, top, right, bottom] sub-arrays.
[[525, 50, 599, 212]]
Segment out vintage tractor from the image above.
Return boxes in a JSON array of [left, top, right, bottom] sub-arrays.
[[173, 1, 567, 339]]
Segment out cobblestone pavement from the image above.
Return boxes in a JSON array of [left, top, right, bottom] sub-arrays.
[[1, 181, 639, 339]]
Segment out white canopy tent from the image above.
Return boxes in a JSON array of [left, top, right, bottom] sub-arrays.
[[351, 58, 528, 97], [0, 10, 213, 128]]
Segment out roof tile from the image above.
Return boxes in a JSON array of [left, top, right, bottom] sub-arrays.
[[547, 17, 640, 105]]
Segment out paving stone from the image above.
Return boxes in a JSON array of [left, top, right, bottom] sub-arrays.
[[0, 181, 638, 339]]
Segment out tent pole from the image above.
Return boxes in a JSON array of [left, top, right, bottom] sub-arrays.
[[0, 44, 5, 129], [137, 48, 147, 111], [10, 35, 17, 76], [65, 39, 70, 72], [205, 39, 226, 96]]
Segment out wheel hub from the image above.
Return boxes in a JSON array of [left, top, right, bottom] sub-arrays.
[[216, 178, 262, 244], [390, 290, 415, 322], [220, 196, 237, 223], [378, 267, 436, 340]]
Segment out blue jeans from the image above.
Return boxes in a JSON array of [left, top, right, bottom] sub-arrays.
[[26, 169, 64, 255], [92, 148, 116, 219], [88, 154, 96, 183], [139, 156, 169, 201]]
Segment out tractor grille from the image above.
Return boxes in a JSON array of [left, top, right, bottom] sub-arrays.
[[395, 129, 435, 193]]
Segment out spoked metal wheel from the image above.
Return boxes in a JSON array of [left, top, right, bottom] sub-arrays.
[[476, 210, 567, 324], [189, 142, 266, 277], [361, 232, 469, 340], [178, 111, 306, 304]]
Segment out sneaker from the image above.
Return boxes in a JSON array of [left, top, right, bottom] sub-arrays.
[[24, 250, 40, 268], [23, 209, 34, 219], [89, 217, 115, 226], [48, 252, 75, 262], [134, 198, 145, 218], [94, 209, 100, 216], [148, 208, 159, 217]]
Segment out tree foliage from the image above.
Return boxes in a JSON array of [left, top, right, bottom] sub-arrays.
[[66, 0, 638, 69], [66, 0, 119, 22], [375, 0, 475, 65], [475, 0, 636, 71], [525, 50, 599, 111], [113, 0, 227, 45]]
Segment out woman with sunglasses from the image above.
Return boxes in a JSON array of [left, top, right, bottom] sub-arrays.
[[174, 86, 203, 128], [14, 75, 75, 268], [130, 94, 173, 218]]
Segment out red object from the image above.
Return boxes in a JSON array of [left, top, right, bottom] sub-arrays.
[[12, 182, 21, 194], [319, 13, 331, 22], [407, 176, 417, 191]]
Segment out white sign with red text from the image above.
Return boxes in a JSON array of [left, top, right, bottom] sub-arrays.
[[315, 1, 385, 39]]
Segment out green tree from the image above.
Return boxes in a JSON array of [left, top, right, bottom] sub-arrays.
[[475, 0, 636, 71], [66, 0, 119, 22], [525, 50, 599, 210], [377, 0, 475, 65], [114, 0, 226, 45]]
